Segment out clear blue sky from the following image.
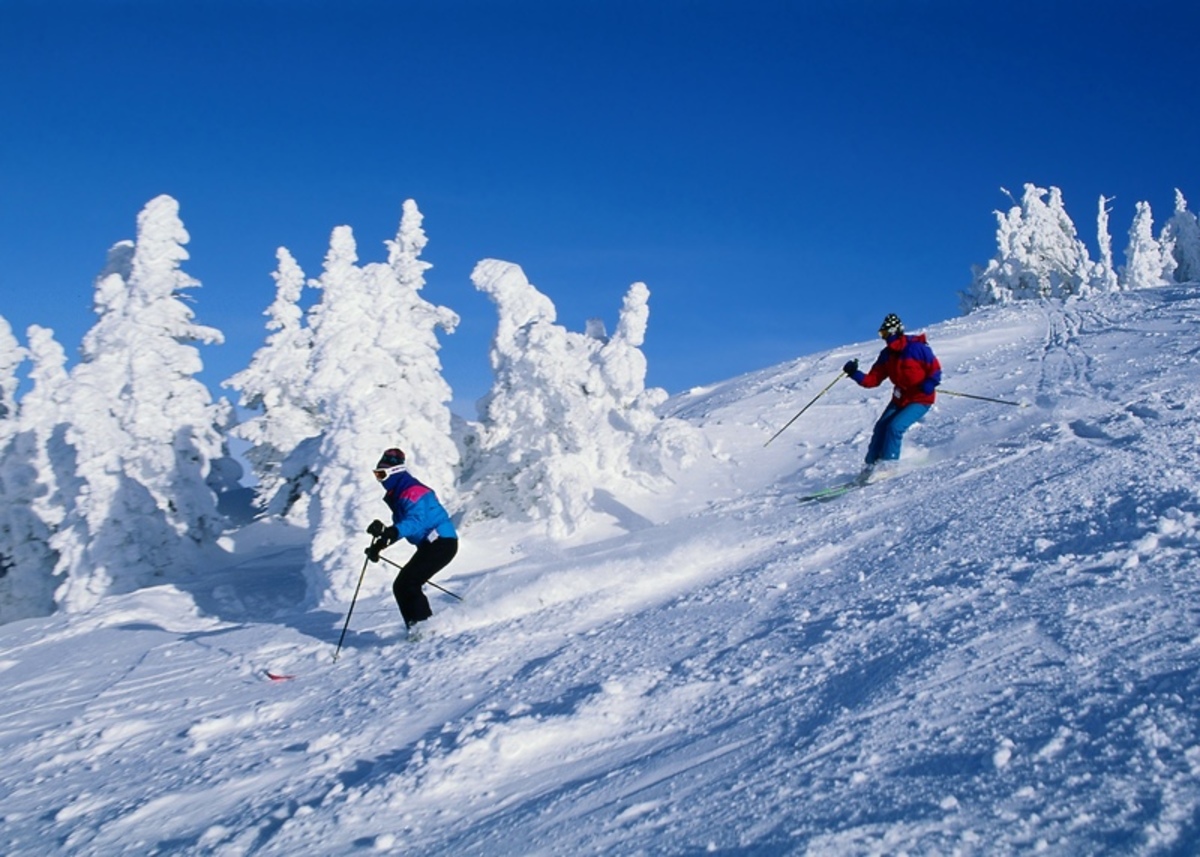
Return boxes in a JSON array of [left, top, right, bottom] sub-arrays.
[[2, 0, 1197, 413]]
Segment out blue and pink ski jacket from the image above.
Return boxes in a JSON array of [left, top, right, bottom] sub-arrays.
[[850, 333, 942, 407], [381, 470, 458, 545]]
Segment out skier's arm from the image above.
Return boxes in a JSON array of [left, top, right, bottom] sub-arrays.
[[921, 360, 942, 395], [858, 354, 889, 389]]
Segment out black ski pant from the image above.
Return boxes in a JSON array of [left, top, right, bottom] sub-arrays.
[[393, 537, 458, 627]]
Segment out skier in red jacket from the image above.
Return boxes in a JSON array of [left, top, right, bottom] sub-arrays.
[[843, 314, 941, 480]]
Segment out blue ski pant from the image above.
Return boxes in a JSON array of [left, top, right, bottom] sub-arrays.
[[865, 401, 930, 465]]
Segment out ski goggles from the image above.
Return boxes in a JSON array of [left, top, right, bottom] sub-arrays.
[[374, 464, 406, 481]]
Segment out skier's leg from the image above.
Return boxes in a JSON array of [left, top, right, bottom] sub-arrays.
[[392, 572, 432, 627], [393, 544, 435, 626], [878, 403, 930, 461], [392, 538, 459, 627], [865, 402, 901, 465]]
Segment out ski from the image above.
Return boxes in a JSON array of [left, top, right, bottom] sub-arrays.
[[798, 481, 861, 503], [265, 670, 296, 682]]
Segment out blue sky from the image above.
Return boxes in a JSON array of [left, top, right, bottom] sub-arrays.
[[2, 0, 1197, 414]]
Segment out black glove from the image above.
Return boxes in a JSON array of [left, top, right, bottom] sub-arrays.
[[843, 359, 859, 376], [366, 519, 385, 537], [381, 525, 399, 544], [365, 541, 382, 563]]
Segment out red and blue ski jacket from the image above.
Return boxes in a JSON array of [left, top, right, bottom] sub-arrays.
[[381, 470, 458, 545], [850, 333, 942, 407]]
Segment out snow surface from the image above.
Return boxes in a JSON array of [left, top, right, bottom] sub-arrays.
[[3, 288, 1200, 855]]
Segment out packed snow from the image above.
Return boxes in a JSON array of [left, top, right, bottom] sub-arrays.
[[3, 283, 1200, 854]]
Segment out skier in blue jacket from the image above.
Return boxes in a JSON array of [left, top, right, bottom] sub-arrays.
[[366, 448, 458, 630]]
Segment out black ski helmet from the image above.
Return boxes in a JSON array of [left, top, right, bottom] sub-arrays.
[[879, 313, 904, 338], [376, 448, 406, 469]]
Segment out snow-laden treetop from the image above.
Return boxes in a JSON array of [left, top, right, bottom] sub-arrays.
[[963, 184, 1200, 310]]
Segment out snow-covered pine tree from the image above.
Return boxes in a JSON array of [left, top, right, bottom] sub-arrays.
[[51, 195, 230, 612], [225, 247, 320, 515], [1160, 189, 1200, 284], [591, 282, 653, 411], [0, 315, 19, 427], [465, 260, 703, 538], [0, 314, 27, 599], [1122, 201, 1171, 290], [962, 184, 1097, 312], [1094, 195, 1120, 292], [300, 201, 460, 605], [464, 259, 598, 536], [0, 326, 71, 623], [1037, 185, 1097, 299], [588, 281, 708, 479], [379, 200, 460, 496]]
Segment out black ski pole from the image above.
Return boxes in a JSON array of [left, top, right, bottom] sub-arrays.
[[939, 388, 1026, 407], [764, 372, 845, 447], [333, 554, 372, 662], [376, 552, 464, 601]]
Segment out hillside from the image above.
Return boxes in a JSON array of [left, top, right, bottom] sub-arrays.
[[3, 287, 1199, 855]]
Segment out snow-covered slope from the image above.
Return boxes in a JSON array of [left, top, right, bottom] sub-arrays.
[[4, 288, 1200, 855]]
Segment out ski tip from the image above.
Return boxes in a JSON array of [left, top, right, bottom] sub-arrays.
[[265, 671, 296, 682]]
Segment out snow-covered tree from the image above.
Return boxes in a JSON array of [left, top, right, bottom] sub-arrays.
[[0, 314, 20, 432], [51, 195, 229, 612], [1094, 195, 1120, 292], [1121, 201, 1171, 290], [0, 326, 70, 623], [464, 259, 601, 536], [225, 247, 320, 512], [1160, 189, 1200, 284], [377, 200, 461, 496], [464, 259, 704, 538], [0, 315, 28, 599], [962, 184, 1098, 312], [298, 200, 460, 605]]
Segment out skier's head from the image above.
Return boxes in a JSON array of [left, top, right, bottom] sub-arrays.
[[878, 313, 904, 340], [374, 448, 407, 481]]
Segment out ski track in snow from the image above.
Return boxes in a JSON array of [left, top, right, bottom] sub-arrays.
[[4, 290, 1200, 854]]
